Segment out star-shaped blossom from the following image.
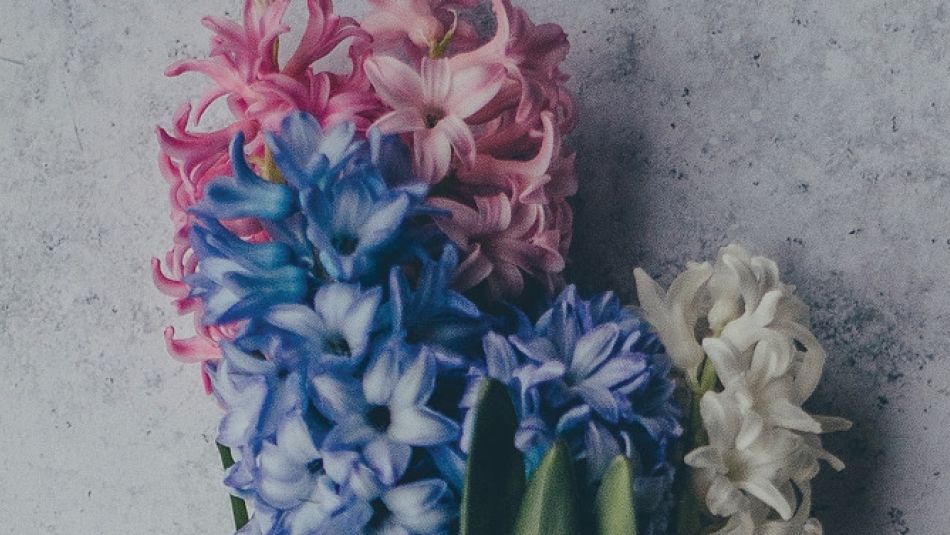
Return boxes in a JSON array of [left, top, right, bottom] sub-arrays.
[[208, 340, 308, 451], [255, 412, 325, 510], [303, 171, 413, 282], [314, 347, 460, 496], [265, 283, 382, 371], [684, 392, 805, 521], [365, 55, 505, 182]]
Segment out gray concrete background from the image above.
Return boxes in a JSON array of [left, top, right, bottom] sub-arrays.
[[1, 0, 947, 533]]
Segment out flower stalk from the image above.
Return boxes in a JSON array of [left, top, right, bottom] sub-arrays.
[[216, 443, 250, 530]]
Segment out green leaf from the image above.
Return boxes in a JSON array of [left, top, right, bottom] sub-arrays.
[[460, 378, 526, 535], [595, 455, 637, 535], [513, 440, 579, 535], [216, 443, 250, 529]]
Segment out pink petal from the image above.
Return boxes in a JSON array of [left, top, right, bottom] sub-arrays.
[[490, 261, 525, 298], [284, 0, 367, 76], [365, 56, 426, 110], [447, 64, 507, 119], [453, 245, 494, 290], [436, 115, 476, 167], [164, 327, 221, 363], [427, 198, 475, 245], [421, 57, 452, 104], [151, 258, 188, 298], [449, 0, 511, 70], [412, 128, 453, 182], [374, 109, 427, 134], [473, 194, 513, 234]]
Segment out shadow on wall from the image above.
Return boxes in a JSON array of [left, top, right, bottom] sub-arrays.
[[801, 271, 918, 534], [565, 108, 655, 302]]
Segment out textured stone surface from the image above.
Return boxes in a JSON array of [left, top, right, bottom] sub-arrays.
[[1, 0, 947, 533]]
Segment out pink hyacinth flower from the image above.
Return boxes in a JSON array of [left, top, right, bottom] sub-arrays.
[[155, 0, 378, 364], [365, 55, 505, 182], [360, 0, 481, 58], [430, 192, 566, 297]]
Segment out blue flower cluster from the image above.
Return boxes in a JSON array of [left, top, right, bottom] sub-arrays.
[[187, 113, 681, 535], [461, 286, 683, 534], [193, 113, 486, 534]]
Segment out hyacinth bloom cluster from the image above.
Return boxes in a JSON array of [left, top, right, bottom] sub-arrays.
[[362, 0, 577, 298], [635, 244, 851, 534], [170, 108, 681, 534], [460, 286, 682, 534], [153, 0, 577, 366], [193, 114, 496, 534], [153, 3, 851, 534]]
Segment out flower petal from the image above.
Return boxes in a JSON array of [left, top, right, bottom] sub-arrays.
[[389, 407, 459, 446], [446, 64, 506, 119], [436, 115, 476, 167], [570, 323, 620, 380], [374, 108, 427, 134], [391, 351, 436, 409], [364, 437, 411, 486], [421, 57, 451, 104], [364, 56, 425, 109]]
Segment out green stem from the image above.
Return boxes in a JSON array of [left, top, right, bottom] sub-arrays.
[[673, 357, 719, 535], [217, 443, 250, 530]]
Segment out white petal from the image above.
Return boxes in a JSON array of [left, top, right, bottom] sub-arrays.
[[739, 477, 794, 520]]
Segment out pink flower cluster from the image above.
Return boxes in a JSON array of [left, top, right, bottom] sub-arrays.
[[153, 0, 576, 366], [363, 0, 576, 298]]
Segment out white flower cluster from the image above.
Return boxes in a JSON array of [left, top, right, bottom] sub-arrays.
[[634, 244, 851, 535]]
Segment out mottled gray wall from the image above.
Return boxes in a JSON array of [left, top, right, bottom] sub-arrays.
[[1, 1, 947, 533]]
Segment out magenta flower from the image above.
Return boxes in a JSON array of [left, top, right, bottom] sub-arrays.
[[429, 192, 565, 298], [365, 56, 505, 182], [354, 0, 578, 299], [155, 0, 379, 364], [360, 0, 481, 57]]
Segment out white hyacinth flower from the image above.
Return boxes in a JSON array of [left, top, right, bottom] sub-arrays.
[[634, 244, 850, 534], [633, 260, 712, 383]]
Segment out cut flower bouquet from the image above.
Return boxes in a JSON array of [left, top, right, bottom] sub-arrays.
[[153, 1, 849, 533]]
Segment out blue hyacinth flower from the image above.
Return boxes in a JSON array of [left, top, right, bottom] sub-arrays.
[[208, 340, 308, 452], [463, 285, 682, 533], [191, 133, 297, 221], [388, 245, 489, 366], [315, 347, 460, 498], [264, 282, 382, 371], [188, 218, 310, 325], [255, 412, 325, 510], [265, 112, 364, 191], [303, 171, 412, 282], [356, 479, 456, 534]]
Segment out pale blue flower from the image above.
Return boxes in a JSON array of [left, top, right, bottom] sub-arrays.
[[265, 283, 382, 371], [208, 341, 308, 451], [315, 347, 460, 497], [238, 479, 370, 535], [359, 479, 456, 535], [188, 218, 311, 325], [256, 413, 324, 510]]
